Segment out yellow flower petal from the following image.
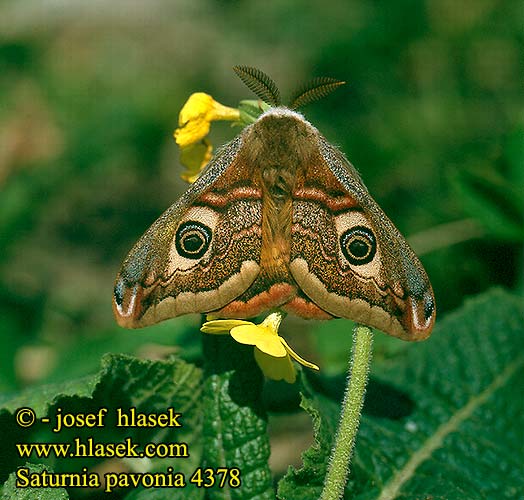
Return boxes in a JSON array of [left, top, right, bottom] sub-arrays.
[[174, 116, 211, 147], [230, 325, 287, 357], [200, 319, 253, 335], [174, 93, 240, 147], [260, 311, 284, 332], [177, 93, 213, 126], [179, 139, 213, 183], [208, 99, 241, 122], [254, 348, 296, 383], [280, 338, 320, 371], [200, 311, 319, 384]]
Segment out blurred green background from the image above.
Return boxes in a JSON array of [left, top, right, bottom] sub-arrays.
[[0, 0, 522, 448]]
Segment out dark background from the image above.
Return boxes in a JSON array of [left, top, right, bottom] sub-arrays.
[[0, 0, 522, 471]]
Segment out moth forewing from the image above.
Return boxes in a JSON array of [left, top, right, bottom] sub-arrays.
[[113, 135, 262, 328], [316, 138, 435, 339]]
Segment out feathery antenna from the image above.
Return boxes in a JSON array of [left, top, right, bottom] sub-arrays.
[[233, 66, 281, 106], [289, 77, 345, 110]]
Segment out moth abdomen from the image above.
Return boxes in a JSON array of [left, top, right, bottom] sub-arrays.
[[261, 165, 295, 200]]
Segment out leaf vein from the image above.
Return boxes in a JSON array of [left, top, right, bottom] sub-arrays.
[[376, 353, 524, 500]]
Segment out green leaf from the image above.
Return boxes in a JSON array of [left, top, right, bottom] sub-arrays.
[[43, 317, 200, 384], [279, 288, 524, 499], [2, 463, 69, 500], [125, 486, 204, 500], [312, 319, 408, 375], [0, 354, 203, 494], [201, 334, 274, 499], [238, 100, 271, 125], [450, 166, 524, 241], [1, 352, 202, 419], [277, 378, 340, 500], [505, 128, 524, 193]]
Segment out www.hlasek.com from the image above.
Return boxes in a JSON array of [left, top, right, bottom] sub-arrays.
[[13, 406, 241, 492]]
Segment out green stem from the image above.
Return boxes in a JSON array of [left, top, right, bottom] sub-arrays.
[[320, 323, 374, 500]]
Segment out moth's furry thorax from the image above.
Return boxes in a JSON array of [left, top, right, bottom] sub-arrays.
[[242, 107, 319, 185]]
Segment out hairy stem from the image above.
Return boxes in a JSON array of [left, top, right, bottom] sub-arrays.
[[320, 324, 374, 500]]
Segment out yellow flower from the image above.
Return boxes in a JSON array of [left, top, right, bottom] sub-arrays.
[[178, 139, 213, 183], [174, 93, 240, 146], [174, 93, 240, 182], [201, 313, 319, 384]]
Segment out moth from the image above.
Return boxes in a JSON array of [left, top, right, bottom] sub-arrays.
[[113, 67, 435, 341]]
